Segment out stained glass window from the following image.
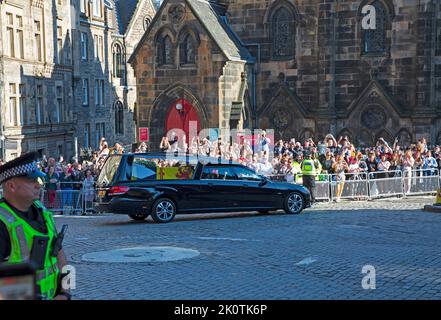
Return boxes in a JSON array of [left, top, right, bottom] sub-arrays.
[[271, 7, 295, 59], [115, 101, 124, 135], [157, 35, 174, 65], [180, 34, 196, 65]]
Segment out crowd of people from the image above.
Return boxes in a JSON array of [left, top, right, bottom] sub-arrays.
[[1, 131, 439, 210], [158, 131, 441, 201], [159, 132, 441, 176]]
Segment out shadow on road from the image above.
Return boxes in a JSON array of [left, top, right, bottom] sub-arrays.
[[97, 210, 290, 226]]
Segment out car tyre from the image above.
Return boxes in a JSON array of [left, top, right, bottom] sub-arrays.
[[151, 198, 177, 223], [284, 192, 304, 214], [128, 213, 149, 221]]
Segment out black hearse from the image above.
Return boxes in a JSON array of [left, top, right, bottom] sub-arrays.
[[95, 153, 311, 223]]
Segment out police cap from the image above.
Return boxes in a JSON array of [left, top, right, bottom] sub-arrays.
[[0, 151, 46, 185]]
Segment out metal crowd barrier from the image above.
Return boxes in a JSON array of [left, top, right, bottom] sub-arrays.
[[41, 182, 96, 215], [268, 173, 331, 201], [406, 169, 440, 196], [265, 168, 440, 201], [295, 173, 331, 202], [331, 172, 369, 201], [0, 169, 439, 211], [368, 170, 404, 199]]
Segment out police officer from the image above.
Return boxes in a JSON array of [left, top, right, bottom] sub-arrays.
[[301, 151, 318, 204], [291, 153, 303, 184], [0, 152, 71, 300]]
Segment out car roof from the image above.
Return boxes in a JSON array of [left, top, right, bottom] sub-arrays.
[[116, 152, 241, 165]]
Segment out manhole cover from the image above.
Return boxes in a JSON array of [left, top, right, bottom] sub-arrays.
[[81, 246, 200, 263]]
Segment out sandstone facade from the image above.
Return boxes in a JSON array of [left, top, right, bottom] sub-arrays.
[[130, 0, 441, 150]]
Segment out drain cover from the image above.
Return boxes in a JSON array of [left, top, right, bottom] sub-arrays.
[[81, 246, 200, 263]]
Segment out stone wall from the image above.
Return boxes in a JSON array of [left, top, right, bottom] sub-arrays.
[[0, 0, 75, 160], [225, 0, 441, 145]]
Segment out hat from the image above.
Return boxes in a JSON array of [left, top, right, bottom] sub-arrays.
[[0, 152, 46, 185]]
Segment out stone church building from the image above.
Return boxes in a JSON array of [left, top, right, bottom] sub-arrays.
[[129, 0, 441, 150]]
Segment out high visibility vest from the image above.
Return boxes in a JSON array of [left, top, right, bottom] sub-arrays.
[[301, 159, 316, 176], [291, 161, 302, 174], [0, 201, 60, 300], [291, 161, 303, 183]]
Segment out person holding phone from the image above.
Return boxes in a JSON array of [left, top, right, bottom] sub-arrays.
[[0, 152, 71, 300]]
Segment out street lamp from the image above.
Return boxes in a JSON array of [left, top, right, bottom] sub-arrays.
[[176, 102, 184, 114]]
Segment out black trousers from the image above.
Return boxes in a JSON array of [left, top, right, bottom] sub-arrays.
[[302, 175, 316, 202]]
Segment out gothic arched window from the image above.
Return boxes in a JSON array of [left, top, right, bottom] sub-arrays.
[[113, 44, 124, 78], [115, 101, 124, 135], [143, 16, 152, 31], [180, 34, 196, 65], [361, 0, 388, 55], [157, 35, 174, 66], [271, 6, 295, 60]]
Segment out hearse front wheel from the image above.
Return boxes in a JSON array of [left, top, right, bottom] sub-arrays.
[[151, 198, 177, 223], [284, 192, 304, 215]]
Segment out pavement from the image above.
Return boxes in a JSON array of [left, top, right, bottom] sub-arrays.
[[56, 196, 441, 300]]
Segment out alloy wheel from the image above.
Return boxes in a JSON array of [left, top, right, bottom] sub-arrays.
[[287, 193, 303, 214], [156, 200, 175, 221]]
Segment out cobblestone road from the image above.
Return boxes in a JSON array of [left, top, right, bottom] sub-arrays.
[[56, 196, 441, 300]]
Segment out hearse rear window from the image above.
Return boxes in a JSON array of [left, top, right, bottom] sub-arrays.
[[97, 155, 122, 186], [130, 157, 195, 181]]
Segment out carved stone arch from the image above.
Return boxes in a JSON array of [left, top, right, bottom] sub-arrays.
[[154, 25, 177, 43], [147, 83, 210, 150], [177, 24, 201, 45], [114, 100, 125, 136], [111, 40, 126, 54], [259, 85, 308, 141], [357, 129, 376, 148], [338, 129, 354, 143], [112, 41, 125, 78], [395, 128, 413, 148], [143, 15, 153, 31], [264, 0, 300, 24], [299, 129, 315, 143], [154, 26, 177, 66], [177, 25, 200, 65], [265, 0, 300, 60], [375, 129, 393, 145]]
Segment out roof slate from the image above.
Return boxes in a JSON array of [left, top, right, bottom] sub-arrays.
[[187, 0, 253, 62], [114, 0, 140, 34]]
